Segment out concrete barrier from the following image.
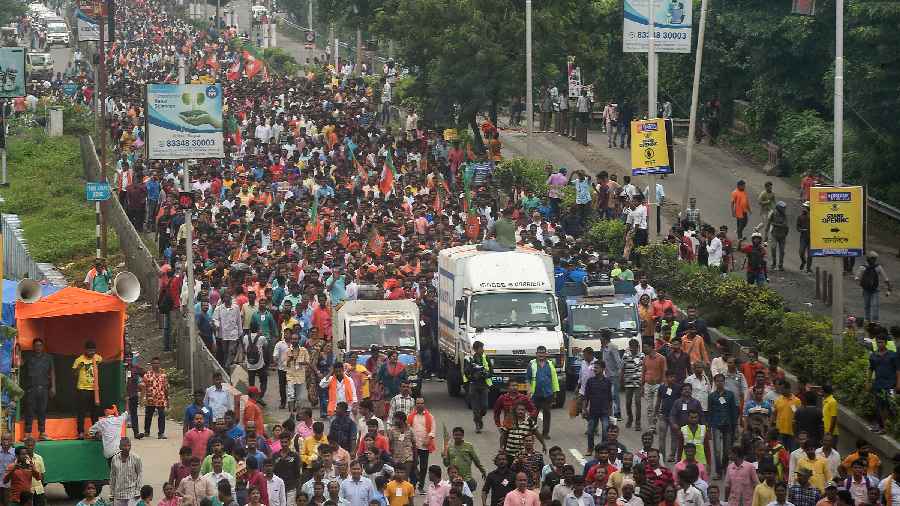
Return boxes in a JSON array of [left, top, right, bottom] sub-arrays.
[[79, 135, 229, 388], [708, 326, 900, 462]]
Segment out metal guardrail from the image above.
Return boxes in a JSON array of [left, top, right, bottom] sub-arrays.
[[867, 196, 900, 222], [0, 199, 67, 286]]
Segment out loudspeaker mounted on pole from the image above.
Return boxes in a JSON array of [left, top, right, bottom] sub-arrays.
[[16, 279, 41, 304], [112, 272, 140, 303]]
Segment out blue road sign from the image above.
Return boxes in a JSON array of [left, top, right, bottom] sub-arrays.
[[86, 182, 111, 201]]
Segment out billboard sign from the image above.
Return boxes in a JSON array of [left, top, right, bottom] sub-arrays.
[[0, 48, 26, 98], [146, 83, 224, 159], [810, 186, 864, 257], [623, 0, 693, 53]]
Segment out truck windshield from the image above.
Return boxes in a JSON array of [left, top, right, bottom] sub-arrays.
[[569, 303, 637, 334], [470, 292, 558, 328], [30, 54, 49, 64], [349, 320, 417, 349]]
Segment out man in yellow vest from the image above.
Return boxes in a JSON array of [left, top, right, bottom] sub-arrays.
[[464, 341, 493, 433], [526, 345, 559, 439], [677, 409, 711, 466]]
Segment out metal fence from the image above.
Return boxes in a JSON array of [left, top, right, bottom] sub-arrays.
[[0, 206, 67, 286]]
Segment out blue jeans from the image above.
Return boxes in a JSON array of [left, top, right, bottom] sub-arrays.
[[863, 289, 880, 322], [586, 415, 609, 451], [470, 387, 489, 426]]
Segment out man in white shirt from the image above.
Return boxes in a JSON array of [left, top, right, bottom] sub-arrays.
[[627, 195, 650, 247], [204, 453, 236, 491], [204, 372, 234, 421], [265, 459, 288, 506], [213, 295, 243, 367], [634, 277, 657, 303], [255, 120, 272, 143], [707, 230, 724, 268], [563, 476, 593, 506], [676, 469, 704, 506]]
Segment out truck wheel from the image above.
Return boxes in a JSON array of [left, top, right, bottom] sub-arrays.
[[63, 482, 85, 500], [553, 389, 566, 409], [446, 365, 462, 397]]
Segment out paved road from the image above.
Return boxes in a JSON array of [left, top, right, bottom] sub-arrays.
[[41, 378, 650, 503]]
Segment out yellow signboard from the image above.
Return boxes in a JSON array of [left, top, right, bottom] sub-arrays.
[[630, 119, 672, 176], [809, 185, 864, 257]]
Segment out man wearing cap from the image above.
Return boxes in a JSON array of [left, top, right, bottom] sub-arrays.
[[818, 481, 838, 506], [768, 201, 789, 271], [788, 467, 821, 506]]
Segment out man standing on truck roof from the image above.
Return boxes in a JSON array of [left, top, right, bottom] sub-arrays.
[[464, 341, 494, 434], [73, 340, 102, 440], [526, 345, 560, 440], [23, 337, 55, 441]]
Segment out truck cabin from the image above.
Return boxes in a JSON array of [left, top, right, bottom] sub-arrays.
[[455, 291, 558, 331]]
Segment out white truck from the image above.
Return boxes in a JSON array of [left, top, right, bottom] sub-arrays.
[[333, 299, 422, 396], [438, 245, 566, 407]]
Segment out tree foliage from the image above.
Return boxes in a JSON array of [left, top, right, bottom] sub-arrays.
[[0, 0, 25, 28], [287, 0, 900, 205]]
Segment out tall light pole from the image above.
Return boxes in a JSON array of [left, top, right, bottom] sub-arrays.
[[832, 0, 844, 349], [525, 0, 533, 157], [178, 57, 197, 392], [647, 0, 658, 235], [681, 0, 710, 213]]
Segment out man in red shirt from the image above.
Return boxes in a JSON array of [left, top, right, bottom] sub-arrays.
[[5, 447, 39, 505], [183, 412, 214, 459], [493, 384, 537, 429], [242, 387, 266, 435]]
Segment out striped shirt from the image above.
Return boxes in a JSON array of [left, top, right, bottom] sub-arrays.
[[503, 416, 537, 457], [110, 453, 143, 500], [622, 351, 645, 388]]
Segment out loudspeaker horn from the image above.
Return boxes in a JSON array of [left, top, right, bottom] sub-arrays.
[[112, 272, 141, 303], [16, 279, 41, 303]]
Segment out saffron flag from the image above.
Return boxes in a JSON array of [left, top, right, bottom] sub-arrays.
[[379, 149, 397, 198]]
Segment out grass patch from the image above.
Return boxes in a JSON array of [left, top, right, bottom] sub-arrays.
[[0, 129, 118, 266]]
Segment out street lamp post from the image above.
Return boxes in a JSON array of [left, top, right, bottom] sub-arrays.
[[525, 0, 533, 158], [832, 0, 844, 349], [647, 0, 658, 236], [681, 0, 710, 213]]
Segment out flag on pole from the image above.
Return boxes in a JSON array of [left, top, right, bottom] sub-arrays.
[[379, 149, 397, 198]]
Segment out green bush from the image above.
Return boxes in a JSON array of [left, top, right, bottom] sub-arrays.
[[775, 109, 833, 176], [494, 157, 550, 196], [636, 239, 883, 436], [261, 47, 300, 76], [586, 219, 626, 257]]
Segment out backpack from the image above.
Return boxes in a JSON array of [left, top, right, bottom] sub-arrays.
[[770, 212, 789, 240], [860, 264, 879, 291], [247, 335, 262, 364], [747, 246, 765, 271]]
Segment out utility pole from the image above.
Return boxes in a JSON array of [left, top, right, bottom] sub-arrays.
[[355, 27, 362, 76], [98, 3, 108, 256], [681, 0, 709, 213], [308, 0, 313, 32], [832, 0, 844, 350], [647, 0, 658, 236], [178, 57, 197, 392], [525, 0, 533, 158]]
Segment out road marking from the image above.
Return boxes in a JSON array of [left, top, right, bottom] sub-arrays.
[[570, 448, 586, 468]]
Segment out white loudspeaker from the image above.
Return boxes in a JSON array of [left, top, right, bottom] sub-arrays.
[[16, 279, 41, 303], [112, 272, 141, 303]]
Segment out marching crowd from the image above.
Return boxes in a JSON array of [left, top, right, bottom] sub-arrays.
[[8, 0, 900, 503]]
